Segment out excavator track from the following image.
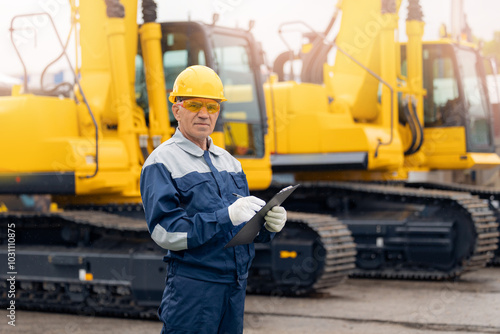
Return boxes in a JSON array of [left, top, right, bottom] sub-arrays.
[[291, 212, 357, 291], [263, 182, 499, 280], [0, 210, 162, 318], [247, 211, 356, 294], [406, 182, 500, 265]]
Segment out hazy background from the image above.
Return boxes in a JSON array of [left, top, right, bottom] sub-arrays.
[[1, 0, 499, 79]]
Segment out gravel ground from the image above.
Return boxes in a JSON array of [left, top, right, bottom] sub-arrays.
[[1, 267, 499, 334]]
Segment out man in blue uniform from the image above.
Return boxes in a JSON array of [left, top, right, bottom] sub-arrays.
[[140, 65, 287, 334]]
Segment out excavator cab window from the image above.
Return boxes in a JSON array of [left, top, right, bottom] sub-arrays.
[[161, 27, 208, 126], [400, 45, 461, 127], [483, 56, 500, 140], [456, 47, 494, 151], [135, 23, 209, 128], [421, 45, 461, 127], [211, 32, 265, 158], [135, 55, 149, 122]]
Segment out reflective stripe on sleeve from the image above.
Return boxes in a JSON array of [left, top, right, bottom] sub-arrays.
[[151, 224, 188, 251]]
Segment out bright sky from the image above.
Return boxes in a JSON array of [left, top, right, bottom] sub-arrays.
[[1, 0, 500, 77]]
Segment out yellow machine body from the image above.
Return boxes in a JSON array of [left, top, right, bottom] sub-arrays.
[[0, 0, 272, 205], [265, 0, 500, 182], [265, 80, 403, 171]]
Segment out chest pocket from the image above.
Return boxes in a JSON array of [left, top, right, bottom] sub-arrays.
[[175, 175, 219, 213], [176, 177, 210, 192], [230, 173, 248, 194]]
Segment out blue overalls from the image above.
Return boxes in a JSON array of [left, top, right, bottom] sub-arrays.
[[141, 129, 274, 333]]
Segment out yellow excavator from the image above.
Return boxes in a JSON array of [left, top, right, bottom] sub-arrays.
[[0, 0, 498, 317], [259, 0, 500, 279]]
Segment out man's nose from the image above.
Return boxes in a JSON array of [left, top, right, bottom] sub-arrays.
[[197, 107, 209, 117]]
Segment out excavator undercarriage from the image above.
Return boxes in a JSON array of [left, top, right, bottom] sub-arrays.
[[0, 206, 356, 317], [258, 182, 499, 280]]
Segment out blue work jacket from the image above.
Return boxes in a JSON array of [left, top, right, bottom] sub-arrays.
[[140, 129, 275, 283]]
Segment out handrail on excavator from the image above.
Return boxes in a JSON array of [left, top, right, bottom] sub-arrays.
[[9, 12, 99, 179]]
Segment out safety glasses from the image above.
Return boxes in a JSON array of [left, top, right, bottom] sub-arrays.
[[179, 100, 220, 114]]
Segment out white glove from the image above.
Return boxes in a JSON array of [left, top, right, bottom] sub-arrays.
[[228, 196, 266, 226], [264, 206, 287, 232]]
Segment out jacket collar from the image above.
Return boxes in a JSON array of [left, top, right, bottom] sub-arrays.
[[173, 128, 224, 157]]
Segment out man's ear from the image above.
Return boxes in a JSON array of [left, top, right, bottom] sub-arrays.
[[172, 104, 181, 121]]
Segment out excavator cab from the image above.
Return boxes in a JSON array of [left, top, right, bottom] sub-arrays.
[[398, 42, 498, 171], [483, 56, 500, 141], [135, 21, 271, 189], [401, 42, 496, 170]]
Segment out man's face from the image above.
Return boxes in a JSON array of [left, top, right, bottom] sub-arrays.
[[172, 97, 220, 148]]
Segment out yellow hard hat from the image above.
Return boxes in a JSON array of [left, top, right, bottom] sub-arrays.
[[169, 65, 227, 103]]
